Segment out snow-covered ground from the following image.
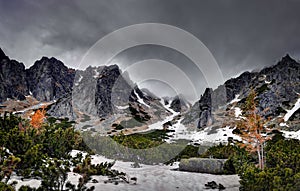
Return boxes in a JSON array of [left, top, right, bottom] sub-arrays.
[[9, 150, 240, 191], [191, 126, 241, 145], [141, 99, 242, 145], [284, 97, 300, 121], [146, 111, 179, 131], [86, 160, 240, 191], [12, 101, 55, 114], [141, 99, 179, 132], [167, 118, 191, 142], [166, 120, 241, 145]]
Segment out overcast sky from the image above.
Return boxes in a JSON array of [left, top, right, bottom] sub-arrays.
[[1, 0, 300, 101]]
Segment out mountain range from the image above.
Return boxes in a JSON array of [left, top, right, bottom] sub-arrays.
[[0, 47, 299, 136]]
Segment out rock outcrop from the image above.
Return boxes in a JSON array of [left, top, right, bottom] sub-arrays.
[[197, 88, 213, 129], [95, 65, 133, 118]]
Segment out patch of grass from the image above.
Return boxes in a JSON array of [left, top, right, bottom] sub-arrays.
[[111, 130, 173, 149], [118, 118, 144, 129], [80, 114, 91, 122]]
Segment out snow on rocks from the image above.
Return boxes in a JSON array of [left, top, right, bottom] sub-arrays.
[[281, 130, 300, 140], [93, 69, 99, 78], [230, 94, 241, 104], [234, 107, 242, 118], [116, 105, 129, 110], [279, 122, 289, 127], [134, 90, 150, 108], [283, 98, 300, 122]]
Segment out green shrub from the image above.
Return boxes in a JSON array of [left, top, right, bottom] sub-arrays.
[[238, 138, 300, 190], [0, 182, 14, 191]]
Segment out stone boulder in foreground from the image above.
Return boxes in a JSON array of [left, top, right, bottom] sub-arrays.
[[179, 158, 227, 174]]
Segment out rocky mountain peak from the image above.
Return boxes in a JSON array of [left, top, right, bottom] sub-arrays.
[[0, 48, 8, 61], [281, 54, 295, 63], [169, 94, 191, 113], [26, 56, 75, 101], [30, 56, 71, 72]]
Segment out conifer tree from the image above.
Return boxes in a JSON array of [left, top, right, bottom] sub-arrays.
[[236, 89, 272, 169]]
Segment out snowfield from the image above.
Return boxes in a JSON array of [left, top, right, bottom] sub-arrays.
[[9, 150, 240, 191], [191, 126, 242, 145]]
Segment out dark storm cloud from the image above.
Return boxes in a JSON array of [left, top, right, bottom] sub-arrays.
[[0, 0, 300, 100]]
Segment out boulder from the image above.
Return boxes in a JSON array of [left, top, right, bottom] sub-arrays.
[[179, 158, 227, 174]]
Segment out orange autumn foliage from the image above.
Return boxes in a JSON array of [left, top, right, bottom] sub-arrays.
[[235, 89, 273, 170], [30, 107, 46, 128]]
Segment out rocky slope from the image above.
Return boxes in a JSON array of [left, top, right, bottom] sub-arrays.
[[183, 54, 300, 130], [0, 47, 173, 133], [48, 63, 171, 132], [1, 47, 299, 133]]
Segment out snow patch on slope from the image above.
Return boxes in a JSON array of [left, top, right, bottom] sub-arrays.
[[230, 94, 241, 104], [191, 126, 242, 145], [116, 105, 129, 110], [134, 90, 150, 108], [93, 69, 99, 78], [166, 119, 190, 142], [234, 107, 242, 118], [142, 100, 179, 132], [284, 98, 300, 121], [12, 102, 53, 114]]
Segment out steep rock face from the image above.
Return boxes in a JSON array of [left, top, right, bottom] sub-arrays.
[[26, 57, 75, 101], [0, 49, 28, 102], [197, 88, 213, 129], [169, 95, 190, 113], [95, 65, 133, 118], [184, 54, 300, 129], [170, 97, 181, 112], [55, 64, 165, 123], [254, 55, 300, 117], [72, 66, 104, 116], [47, 93, 76, 120], [224, 71, 255, 102]]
